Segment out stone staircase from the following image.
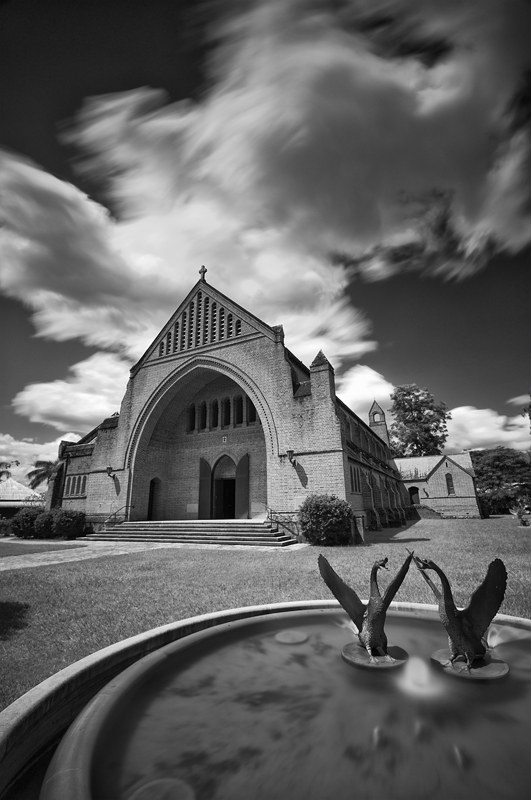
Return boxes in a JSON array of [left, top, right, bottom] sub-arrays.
[[85, 519, 299, 547]]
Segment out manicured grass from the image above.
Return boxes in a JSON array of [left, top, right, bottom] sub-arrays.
[[0, 517, 529, 711], [0, 540, 87, 558]]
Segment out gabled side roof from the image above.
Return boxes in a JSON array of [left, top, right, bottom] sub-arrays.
[[0, 477, 41, 501], [395, 452, 475, 479], [131, 276, 283, 375]]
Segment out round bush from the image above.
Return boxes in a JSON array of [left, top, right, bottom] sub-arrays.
[[0, 516, 11, 537], [298, 494, 353, 546], [9, 507, 42, 539], [52, 509, 86, 539], [34, 511, 56, 539]]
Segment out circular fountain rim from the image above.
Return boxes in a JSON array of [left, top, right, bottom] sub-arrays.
[[0, 601, 529, 800]]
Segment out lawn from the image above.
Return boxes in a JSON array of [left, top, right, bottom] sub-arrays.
[[1, 517, 529, 711]]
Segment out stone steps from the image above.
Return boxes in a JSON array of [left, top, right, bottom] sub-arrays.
[[85, 520, 298, 547]]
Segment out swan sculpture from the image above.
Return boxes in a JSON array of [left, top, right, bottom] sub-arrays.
[[412, 555, 507, 670], [318, 553, 413, 663]]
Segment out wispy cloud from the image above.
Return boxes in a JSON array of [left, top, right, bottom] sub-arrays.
[[445, 406, 531, 452], [0, 432, 80, 486], [0, 0, 529, 449]]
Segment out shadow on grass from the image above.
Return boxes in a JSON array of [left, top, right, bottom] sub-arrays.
[[0, 601, 31, 640], [366, 536, 431, 544]]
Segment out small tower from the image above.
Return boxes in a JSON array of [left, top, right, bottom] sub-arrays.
[[369, 401, 389, 446], [310, 350, 336, 401]]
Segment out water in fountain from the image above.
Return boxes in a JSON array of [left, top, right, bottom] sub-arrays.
[[86, 610, 531, 800]]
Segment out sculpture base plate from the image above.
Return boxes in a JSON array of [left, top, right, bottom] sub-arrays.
[[342, 642, 408, 669], [430, 649, 509, 680]]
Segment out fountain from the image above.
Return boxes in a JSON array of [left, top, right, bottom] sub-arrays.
[[0, 559, 530, 800]]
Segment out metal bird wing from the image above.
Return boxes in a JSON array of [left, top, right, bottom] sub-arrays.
[[382, 552, 414, 608], [461, 558, 507, 637], [318, 555, 366, 631]]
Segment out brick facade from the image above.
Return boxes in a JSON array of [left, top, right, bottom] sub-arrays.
[[395, 453, 481, 518], [47, 277, 412, 529]]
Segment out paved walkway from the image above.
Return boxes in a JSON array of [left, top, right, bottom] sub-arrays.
[[0, 539, 307, 571]]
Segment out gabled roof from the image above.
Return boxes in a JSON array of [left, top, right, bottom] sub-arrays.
[[394, 452, 475, 480], [369, 400, 385, 416], [0, 478, 41, 501], [131, 276, 282, 375]]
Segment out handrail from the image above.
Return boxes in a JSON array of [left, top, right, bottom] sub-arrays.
[[267, 509, 301, 541], [104, 505, 134, 526]]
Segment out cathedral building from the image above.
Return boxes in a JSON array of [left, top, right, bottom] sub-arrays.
[[47, 270, 413, 537]]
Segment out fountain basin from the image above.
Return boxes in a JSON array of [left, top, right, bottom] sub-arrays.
[[1, 602, 530, 800], [39, 604, 531, 800]]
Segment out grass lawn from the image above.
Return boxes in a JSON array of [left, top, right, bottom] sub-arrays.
[[0, 540, 87, 558], [1, 517, 529, 711]]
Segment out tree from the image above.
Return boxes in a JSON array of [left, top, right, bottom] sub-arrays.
[[388, 384, 451, 457], [0, 461, 20, 480], [26, 460, 59, 490], [470, 447, 531, 515]]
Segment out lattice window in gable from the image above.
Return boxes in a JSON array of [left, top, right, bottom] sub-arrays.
[[203, 297, 210, 345], [173, 322, 179, 352], [181, 312, 187, 349], [188, 302, 195, 348], [235, 319, 242, 336]]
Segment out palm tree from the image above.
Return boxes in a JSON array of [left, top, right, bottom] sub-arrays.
[[26, 460, 58, 490]]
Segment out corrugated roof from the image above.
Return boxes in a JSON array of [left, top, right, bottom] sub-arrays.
[[394, 452, 475, 478], [0, 478, 41, 501]]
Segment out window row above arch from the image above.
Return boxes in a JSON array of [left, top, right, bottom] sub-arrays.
[[64, 474, 87, 497], [158, 292, 243, 357], [187, 395, 259, 432]]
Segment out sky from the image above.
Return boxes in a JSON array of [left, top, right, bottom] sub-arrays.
[[0, 0, 530, 485]]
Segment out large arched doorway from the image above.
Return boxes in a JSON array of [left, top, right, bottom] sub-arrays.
[[408, 486, 420, 505], [130, 366, 267, 520]]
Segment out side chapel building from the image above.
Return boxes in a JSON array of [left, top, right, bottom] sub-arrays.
[[47, 271, 414, 534]]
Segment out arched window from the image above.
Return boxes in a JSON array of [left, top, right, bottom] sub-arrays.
[[173, 322, 179, 351], [188, 302, 195, 348], [373, 412, 381, 422], [235, 319, 242, 336], [81, 475, 87, 494], [188, 405, 196, 432], [203, 298, 209, 344], [211, 303, 217, 340], [199, 402, 207, 430], [211, 399, 219, 428], [195, 292, 202, 346], [227, 314, 233, 338], [222, 397, 231, 426], [234, 395, 243, 424], [247, 397, 257, 423], [166, 330, 172, 352], [219, 307, 225, 339], [446, 473, 455, 495], [65, 477, 71, 496], [180, 312, 187, 349], [158, 340, 165, 357]]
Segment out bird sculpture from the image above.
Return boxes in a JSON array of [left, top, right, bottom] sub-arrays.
[[412, 555, 507, 670], [318, 553, 413, 663]]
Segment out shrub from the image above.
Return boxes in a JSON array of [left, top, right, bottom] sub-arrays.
[[0, 516, 10, 537], [52, 509, 86, 539], [298, 494, 353, 546], [9, 507, 42, 539], [34, 511, 56, 539]]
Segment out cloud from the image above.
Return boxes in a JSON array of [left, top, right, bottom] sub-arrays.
[[445, 406, 531, 452], [507, 394, 529, 407], [336, 364, 395, 420], [12, 353, 129, 433], [0, 432, 80, 486], [0, 0, 529, 449]]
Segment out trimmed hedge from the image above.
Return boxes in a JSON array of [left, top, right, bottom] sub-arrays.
[[9, 507, 42, 539], [51, 509, 86, 540], [298, 494, 354, 546], [34, 511, 55, 539], [8, 508, 86, 539]]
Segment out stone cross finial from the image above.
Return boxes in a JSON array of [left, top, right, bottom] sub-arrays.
[[199, 265, 207, 282]]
